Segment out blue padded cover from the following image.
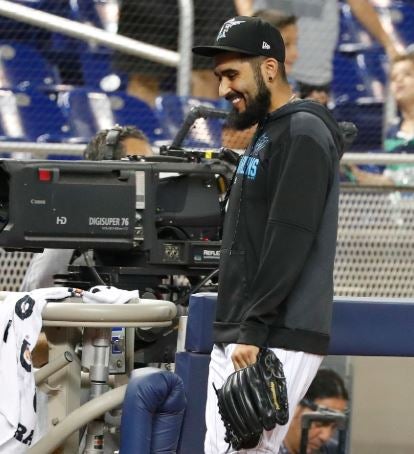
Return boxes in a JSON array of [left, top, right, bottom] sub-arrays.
[[329, 297, 414, 356], [186, 294, 414, 357], [119, 368, 186, 454], [185, 293, 217, 354], [175, 352, 211, 454]]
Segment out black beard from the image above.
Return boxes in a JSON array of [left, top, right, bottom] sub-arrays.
[[226, 76, 271, 131]]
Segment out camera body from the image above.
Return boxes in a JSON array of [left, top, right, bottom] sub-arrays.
[[0, 158, 230, 273]]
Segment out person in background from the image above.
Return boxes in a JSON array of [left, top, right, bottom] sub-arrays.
[[347, 52, 414, 186], [113, 0, 238, 106], [280, 368, 349, 454], [381, 52, 414, 184], [237, 0, 401, 105], [193, 16, 344, 453], [83, 125, 153, 160], [222, 10, 299, 149], [254, 9, 298, 78]]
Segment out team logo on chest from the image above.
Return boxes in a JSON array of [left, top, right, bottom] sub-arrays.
[[236, 155, 259, 180], [251, 133, 270, 156]]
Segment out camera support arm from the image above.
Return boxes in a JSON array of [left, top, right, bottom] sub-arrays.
[[171, 105, 229, 149]]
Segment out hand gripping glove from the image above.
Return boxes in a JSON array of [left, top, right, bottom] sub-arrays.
[[213, 348, 289, 451]]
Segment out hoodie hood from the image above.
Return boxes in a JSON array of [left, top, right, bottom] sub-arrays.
[[266, 99, 345, 159]]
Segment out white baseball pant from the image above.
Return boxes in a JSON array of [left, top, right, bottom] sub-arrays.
[[204, 343, 323, 454]]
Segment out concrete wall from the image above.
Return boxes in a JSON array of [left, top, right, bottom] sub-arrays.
[[349, 356, 414, 454]]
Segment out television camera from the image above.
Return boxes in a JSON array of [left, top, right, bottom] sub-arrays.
[[0, 152, 234, 277]]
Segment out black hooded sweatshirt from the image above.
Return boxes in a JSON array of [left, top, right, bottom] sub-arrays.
[[215, 99, 344, 355]]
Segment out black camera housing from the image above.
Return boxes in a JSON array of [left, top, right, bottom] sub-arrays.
[[0, 158, 230, 273]]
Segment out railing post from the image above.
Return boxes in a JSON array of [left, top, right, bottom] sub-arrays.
[[177, 0, 194, 97]]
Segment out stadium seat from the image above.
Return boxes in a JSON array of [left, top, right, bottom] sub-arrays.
[[0, 88, 69, 142], [0, 1, 48, 45], [333, 10, 388, 152], [155, 94, 227, 148], [76, 0, 120, 32], [80, 49, 127, 93], [28, 0, 84, 85], [0, 41, 59, 90], [377, 3, 414, 49], [332, 50, 386, 102], [332, 99, 384, 151], [359, 49, 387, 89], [34, 0, 122, 86], [57, 88, 165, 143], [338, 2, 381, 52], [339, 2, 414, 52], [71, 0, 125, 91], [0, 1, 85, 86]]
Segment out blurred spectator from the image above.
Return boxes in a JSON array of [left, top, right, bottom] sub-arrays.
[[83, 125, 153, 160], [280, 368, 349, 454], [254, 9, 299, 77], [347, 52, 414, 186], [382, 52, 414, 185], [242, 0, 401, 105], [222, 11, 298, 149], [113, 0, 237, 106]]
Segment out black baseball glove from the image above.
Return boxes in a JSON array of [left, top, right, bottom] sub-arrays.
[[214, 348, 289, 451]]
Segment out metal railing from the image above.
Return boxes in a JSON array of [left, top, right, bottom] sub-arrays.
[[0, 141, 86, 157], [0, 0, 194, 96], [341, 153, 414, 165], [1, 138, 414, 165], [177, 0, 194, 96]]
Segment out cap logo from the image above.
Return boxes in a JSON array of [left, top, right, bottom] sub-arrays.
[[262, 41, 271, 50], [217, 18, 246, 40]]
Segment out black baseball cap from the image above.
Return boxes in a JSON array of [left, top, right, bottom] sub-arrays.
[[193, 16, 285, 63]]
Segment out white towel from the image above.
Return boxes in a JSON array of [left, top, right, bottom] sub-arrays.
[[81, 285, 139, 305], [0, 285, 139, 452], [0, 288, 74, 453]]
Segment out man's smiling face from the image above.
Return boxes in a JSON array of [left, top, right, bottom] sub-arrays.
[[214, 52, 271, 130]]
